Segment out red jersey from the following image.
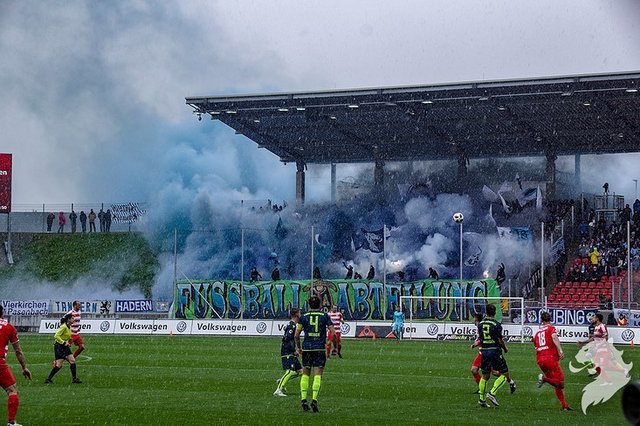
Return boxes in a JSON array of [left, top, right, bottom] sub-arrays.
[[66, 308, 81, 336], [328, 311, 343, 334], [593, 323, 608, 340], [0, 319, 19, 363], [533, 324, 559, 361]]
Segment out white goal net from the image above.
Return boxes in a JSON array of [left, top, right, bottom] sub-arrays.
[[398, 296, 526, 343]]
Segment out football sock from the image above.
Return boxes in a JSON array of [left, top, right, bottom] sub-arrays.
[[312, 375, 322, 400], [73, 347, 84, 358], [490, 375, 507, 395], [555, 387, 568, 409], [326, 344, 331, 356], [47, 366, 60, 380], [478, 378, 487, 401], [300, 374, 310, 401], [7, 394, 18, 422], [472, 371, 481, 384], [70, 363, 77, 379], [279, 369, 298, 389]]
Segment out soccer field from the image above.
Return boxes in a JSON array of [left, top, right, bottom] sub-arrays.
[[5, 334, 637, 425]]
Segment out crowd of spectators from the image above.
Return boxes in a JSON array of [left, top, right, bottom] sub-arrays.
[[552, 198, 640, 307], [45, 208, 113, 234]]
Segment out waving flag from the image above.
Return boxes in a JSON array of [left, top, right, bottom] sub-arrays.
[[358, 228, 385, 253]]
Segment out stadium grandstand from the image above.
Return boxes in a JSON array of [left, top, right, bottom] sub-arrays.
[[186, 71, 640, 317]]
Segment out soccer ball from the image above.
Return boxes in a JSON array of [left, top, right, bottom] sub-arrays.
[[452, 212, 464, 223]]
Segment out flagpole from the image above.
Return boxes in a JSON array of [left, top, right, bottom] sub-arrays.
[[383, 224, 387, 318], [541, 222, 545, 307], [628, 220, 631, 311], [241, 228, 244, 320], [311, 225, 315, 281]]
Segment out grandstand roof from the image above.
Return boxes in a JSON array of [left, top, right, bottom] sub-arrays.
[[186, 71, 640, 164]]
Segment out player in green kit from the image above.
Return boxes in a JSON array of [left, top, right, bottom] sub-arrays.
[[476, 304, 510, 407], [295, 296, 337, 413], [392, 305, 405, 342]]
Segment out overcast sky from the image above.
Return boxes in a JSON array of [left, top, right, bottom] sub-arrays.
[[1, 0, 639, 207]]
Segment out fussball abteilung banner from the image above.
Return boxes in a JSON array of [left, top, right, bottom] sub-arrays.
[[173, 279, 502, 321]]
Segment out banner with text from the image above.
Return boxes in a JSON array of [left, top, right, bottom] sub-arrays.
[[0, 153, 11, 213], [115, 300, 154, 313], [37, 319, 640, 345], [613, 308, 640, 327], [39, 319, 116, 334], [524, 307, 597, 326], [173, 279, 501, 321], [1, 300, 49, 316], [50, 300, 114, 315]]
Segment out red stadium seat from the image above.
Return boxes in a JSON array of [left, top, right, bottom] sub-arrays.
[[580, 282, 588, 288]]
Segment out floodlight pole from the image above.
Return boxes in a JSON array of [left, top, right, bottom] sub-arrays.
[[173, 228, 177, 288], [241, 228, 244, 320], [459, 221, 463, 282], [311, 225, 315, 281], [383, 224, 387, 317]]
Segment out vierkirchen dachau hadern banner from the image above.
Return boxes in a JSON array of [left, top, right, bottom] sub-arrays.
[[173, 279, 502, 321]]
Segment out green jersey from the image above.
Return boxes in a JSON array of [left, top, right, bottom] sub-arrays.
[[296, 311, 332, 351], [477, 318, 503, 350]]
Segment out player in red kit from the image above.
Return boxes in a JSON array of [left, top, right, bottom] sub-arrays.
[[326, 305, 344, 358], [66, 300, 86, 358], [534, 311, 572, 411], [0, 305, 32, 426]]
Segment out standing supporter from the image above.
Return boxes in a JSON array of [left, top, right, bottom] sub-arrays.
[[589, 246, 600, 266], [105, 209, 112, 232], [57, 211, 66, 233], [0, 305, 32, 426], [66, 301, 86, 358], [88, 209, 97, 233], [534, 311, 572, 411], [79, 211, 87, 233], [98, 208, 105, 232], [46, 212, 54, 232], [69, 210, 77, 233]]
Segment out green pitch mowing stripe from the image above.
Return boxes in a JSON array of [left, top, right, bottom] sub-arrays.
[[4, 335, 637, 425]]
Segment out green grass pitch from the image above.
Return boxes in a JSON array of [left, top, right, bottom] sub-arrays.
[[4, 335, 638, 425]]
